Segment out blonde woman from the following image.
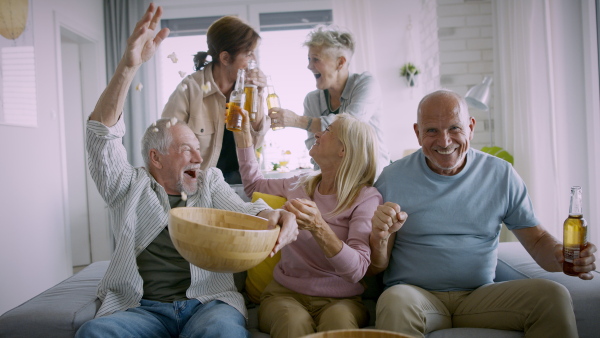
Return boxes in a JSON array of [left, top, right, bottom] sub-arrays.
[[234, 109, 382, 338], [268, 25, 390, 176]]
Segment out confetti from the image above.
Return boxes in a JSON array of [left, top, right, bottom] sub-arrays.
[[167, 52, 178, 63], [170, 117, 177, 125], [152, 127, 159, 132], [135, 82, 143, 91], [181, 83, 188, 91], [166, 121, 171, 128], [151, 121, 156, 127], [181, 191, 188, 201], [201, 81, 211, 93], [178, 71, 187, 78]]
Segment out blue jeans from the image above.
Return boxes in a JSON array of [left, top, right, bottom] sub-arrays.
[[75, 299, 250, 338]]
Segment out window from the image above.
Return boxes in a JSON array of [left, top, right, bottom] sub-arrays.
[[157, 6, 332, 171], [0, 46, 37, 127]]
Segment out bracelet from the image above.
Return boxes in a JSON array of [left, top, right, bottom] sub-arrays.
[[305, 117, 313, 131]]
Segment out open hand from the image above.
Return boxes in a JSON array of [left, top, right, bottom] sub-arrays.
[[123, 3, 170, 69]]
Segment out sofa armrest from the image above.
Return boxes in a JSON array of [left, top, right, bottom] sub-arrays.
[[0, 261, 109, 338], [495, 242, 600, 338]]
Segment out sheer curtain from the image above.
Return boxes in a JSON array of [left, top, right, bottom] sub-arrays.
[[104, 0, 159, 167], [331, 0, 377, 74], [493, 1, 591, 240]]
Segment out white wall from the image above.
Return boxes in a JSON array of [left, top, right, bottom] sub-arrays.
[[369, 0, 423, 161], [0, 0, 105, 315], [437, 0, 494, 149]]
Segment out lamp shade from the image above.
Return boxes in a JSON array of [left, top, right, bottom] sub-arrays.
[[0, 0, 29, 40], [465, 76, 493, 111]]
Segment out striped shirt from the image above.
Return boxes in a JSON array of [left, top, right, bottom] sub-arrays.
[[86, 118, 269, 318]]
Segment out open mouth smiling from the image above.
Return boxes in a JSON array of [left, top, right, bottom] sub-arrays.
[[184, 169, 197, 179], [436, 148, 456, 155]]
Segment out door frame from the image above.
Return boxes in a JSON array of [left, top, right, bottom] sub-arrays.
[[54, 11, 111, 265]]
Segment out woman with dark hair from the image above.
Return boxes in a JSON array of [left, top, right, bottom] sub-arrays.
[[162, 16, 268, 184]]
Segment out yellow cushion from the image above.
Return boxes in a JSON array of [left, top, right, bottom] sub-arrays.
[[245, 192, 286, 303]]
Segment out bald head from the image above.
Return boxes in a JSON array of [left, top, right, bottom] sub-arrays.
[[413, 89, 475, 176], [417, 90, 469, 125]]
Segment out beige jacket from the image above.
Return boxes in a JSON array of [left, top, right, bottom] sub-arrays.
[[162, 63, 268, 170]]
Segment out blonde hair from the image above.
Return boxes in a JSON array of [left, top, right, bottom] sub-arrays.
[[304, 25, 354, 63], [297, 114, 378, 215]]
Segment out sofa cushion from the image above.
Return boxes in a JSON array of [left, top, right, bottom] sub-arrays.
[[496, 241, 600, 338], [426, 328, 523, 338], [245, 192, 287, 304], [0, 261, 109, 338]]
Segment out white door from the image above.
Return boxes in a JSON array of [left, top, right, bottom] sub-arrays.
[[59, 26, 112, 266], [61, 36, 91, 266]]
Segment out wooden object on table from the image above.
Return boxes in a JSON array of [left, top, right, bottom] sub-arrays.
[[168, 207, 280, 273]]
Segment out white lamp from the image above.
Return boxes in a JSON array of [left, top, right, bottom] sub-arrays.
[[465, 76, 493, 111], [465, 76, 493, 145]]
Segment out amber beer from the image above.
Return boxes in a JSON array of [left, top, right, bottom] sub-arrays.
[[244, 85, 258, 122], [226, 100, 244, 132], [226, 69, 245, 132], [244, 60, 258, 122], [266, 76, 282, 130], [563, 186, 588, 276]]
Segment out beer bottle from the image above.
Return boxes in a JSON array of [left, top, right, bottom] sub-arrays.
[[266, 76, 283, 131], [244, 60, 259, 122], [563, 186, 588, 276], [226, 69, 245, 132]]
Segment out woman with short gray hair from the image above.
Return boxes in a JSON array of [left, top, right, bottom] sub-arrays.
[[268, 25, 390, 176]]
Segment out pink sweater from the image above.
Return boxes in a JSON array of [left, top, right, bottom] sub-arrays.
[[237, 147, 382, 297]]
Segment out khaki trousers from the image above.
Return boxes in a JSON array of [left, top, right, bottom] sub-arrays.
[[259, 280, 368, 338], [375, 279, 578, 338]]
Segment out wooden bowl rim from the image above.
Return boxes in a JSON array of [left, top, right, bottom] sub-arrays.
[[169, 207, 279, 233]]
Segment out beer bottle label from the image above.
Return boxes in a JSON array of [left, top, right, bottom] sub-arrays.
[[564, 246, 580, 263]]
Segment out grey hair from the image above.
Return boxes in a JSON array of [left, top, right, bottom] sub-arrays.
[[304, 25, 354, 61], [141, 118, 185, 168], [417, 89, 469, 123]]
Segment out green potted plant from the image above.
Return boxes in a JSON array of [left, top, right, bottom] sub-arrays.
[[400, 62, 420, 87]]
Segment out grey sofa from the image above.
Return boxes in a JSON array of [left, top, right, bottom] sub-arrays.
[[1, 242, 598, 338]]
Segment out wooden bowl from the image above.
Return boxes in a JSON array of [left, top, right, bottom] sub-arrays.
[[301, 329, 414, 338], [168, 208, 280, 273]]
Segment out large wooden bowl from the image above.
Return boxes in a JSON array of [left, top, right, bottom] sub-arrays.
[[301, 329, 414, 338], [168, 208, 280, 273]]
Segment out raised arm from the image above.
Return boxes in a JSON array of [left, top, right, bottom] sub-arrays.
[[89, 3, 169, 125]]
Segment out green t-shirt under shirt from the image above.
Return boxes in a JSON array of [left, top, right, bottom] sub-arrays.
[[136, 195, 191, 302]]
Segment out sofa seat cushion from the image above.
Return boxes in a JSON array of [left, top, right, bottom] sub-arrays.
[[426, 328, 524, 338], [496, 241, 600, 338], [245, 192, 287, 304], [0, 261, 109, 338]]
